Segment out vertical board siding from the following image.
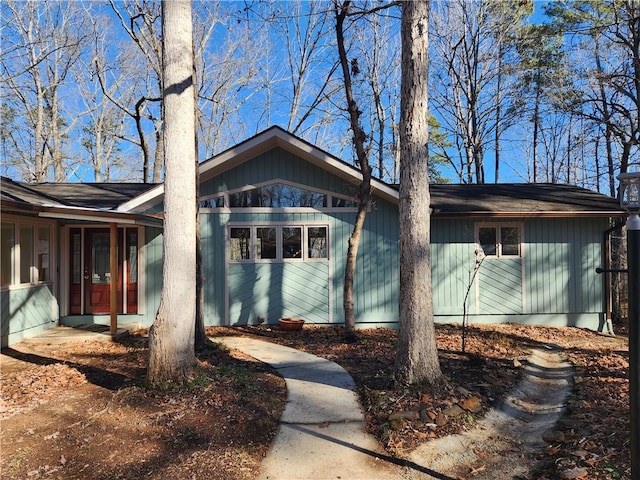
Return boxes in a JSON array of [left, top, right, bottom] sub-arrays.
[[1, 284, 56, 347], [525, 217, 605, 316], [196, 148, 607, 328], [431, 217, 606, 319], [143, 227, 163, 322], [431, 219, 475, 315]]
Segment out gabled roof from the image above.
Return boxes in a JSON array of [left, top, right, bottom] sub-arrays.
[[118, 126, 399, 212]]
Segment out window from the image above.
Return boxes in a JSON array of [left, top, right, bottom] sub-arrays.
[[201, 182, 358, 210], [282, 227, 302, 259], [477, 224, 521, 258], [199, 196, 224, 209], [257, 227, 277, 259], [230, 227, 251, 260], [308, 227, 328, 259], [230, 184, 327, 208], [1, 223, 15, 287], [37, 226, 51, 282], [1, 220, 52, 287], [229, 225, 328, 262]]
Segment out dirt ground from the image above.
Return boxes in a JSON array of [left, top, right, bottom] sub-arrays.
[[0, 322, 631, 480]]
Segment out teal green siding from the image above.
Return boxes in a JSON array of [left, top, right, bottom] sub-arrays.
[[201, 147, 359, 198], [143, 227, 163, 322], [430, 217, 607, 330], [199, 148, 400, 326], [478, 259, 522, 314], [199, 148, 608, 330], [1, 284, 56, 347], [524, 218, 605, 319], [228, 263, 329, 324], [431, 219, 475, 315]]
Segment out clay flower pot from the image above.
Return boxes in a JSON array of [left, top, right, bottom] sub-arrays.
[[278, 317, 305, 331]]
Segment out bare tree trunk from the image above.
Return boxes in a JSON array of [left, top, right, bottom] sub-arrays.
[[395, 0, 443, 386], [335, 1, 373, 342], [148, 0, 196, 386]]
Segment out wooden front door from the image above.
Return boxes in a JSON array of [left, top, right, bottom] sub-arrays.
[[85, 229, 114, 314], [69, 228, 138, 315]]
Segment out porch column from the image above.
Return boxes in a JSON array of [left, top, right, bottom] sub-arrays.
[[110, 222, 118, 335]]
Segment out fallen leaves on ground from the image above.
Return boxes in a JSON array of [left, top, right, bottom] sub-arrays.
[[0, 322, 630, 480]]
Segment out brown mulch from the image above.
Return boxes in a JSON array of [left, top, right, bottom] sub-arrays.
[[0, 322, 631, 480]]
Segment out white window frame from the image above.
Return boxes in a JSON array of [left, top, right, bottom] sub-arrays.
[[1, 216, 55, 289], [227, 223, 330, 263], [475, 222, 523, 259]]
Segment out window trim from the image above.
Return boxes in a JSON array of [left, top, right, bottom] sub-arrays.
[[1, 216, 55, 289], [474, 222, 523, 259], [227, 222, 330, 263]]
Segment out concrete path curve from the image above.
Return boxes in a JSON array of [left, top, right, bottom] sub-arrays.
[[216, 336, 404, 480], [216, 337, 574, 480]]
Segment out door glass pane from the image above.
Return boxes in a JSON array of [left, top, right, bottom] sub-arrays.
[[501, 227, 520, 256], [92, 233, 111, 284], [478, 227, 497, 256], [19, 224, 33, 283], [1, 223, 15, 286], [37, 226, 51, 282], [308, 227, 328, 258], [257, 227, 277, 259], [282, 227, 302, 259], [128, 231, 137, 283], [72, 233, 81, 284], [230, 227, 251, 260]]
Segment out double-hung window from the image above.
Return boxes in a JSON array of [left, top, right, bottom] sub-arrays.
[[229, 225, 328, 262], [476, 224, 522, 258]]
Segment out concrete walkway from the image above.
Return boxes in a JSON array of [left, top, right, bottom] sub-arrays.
[[217, 336, 406, 480], [217, 337, 574, 480]]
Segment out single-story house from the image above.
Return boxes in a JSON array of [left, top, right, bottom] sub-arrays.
[[1, 127, 626, 347]]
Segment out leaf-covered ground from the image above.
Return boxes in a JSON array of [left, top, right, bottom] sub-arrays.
[[0, 322, 630, 480]]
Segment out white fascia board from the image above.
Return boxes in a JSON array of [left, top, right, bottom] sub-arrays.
[[117, 183, 165, 213], [38, 206, 163, 226]]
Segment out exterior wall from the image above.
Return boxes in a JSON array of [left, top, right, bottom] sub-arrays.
[[1, 213, 58, 347], [199, 147, 399, 326], [430, 217, 608, 330], [1, 284, 58, 347]]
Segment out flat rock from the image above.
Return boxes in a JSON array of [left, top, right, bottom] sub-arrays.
[[461, 396, 482, 413], [559, 467, 588, 479]]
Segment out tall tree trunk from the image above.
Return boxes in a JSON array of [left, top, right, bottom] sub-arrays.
[[531, 72, 541, 183], [335, 1, 372, 342], [148, 0, 197, 386], [395, 0, 443, 386], [494, 43, 503, 184]]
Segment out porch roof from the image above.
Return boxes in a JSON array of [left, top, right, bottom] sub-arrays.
[[1, 177, 162, 226]]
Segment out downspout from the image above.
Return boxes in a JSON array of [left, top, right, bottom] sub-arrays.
[[601, 222, 624, 335]]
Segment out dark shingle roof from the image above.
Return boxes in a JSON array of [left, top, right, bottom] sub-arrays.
[[427, 183, 623, 216], [1, 179, 159, 210]]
